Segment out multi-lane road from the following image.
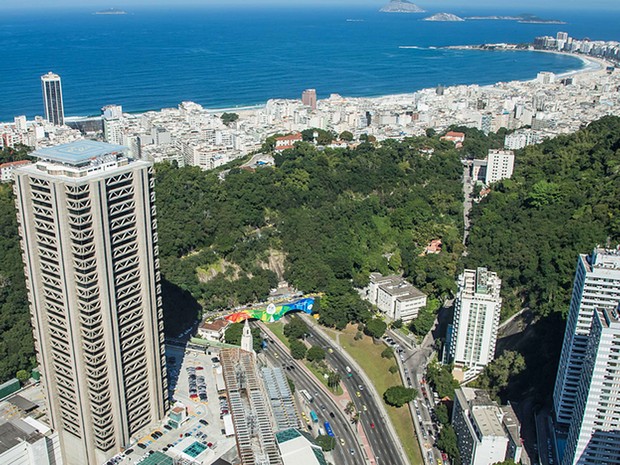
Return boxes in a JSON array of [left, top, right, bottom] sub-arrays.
[[299, 318, 409, 465], [258, 322, 365, 465]]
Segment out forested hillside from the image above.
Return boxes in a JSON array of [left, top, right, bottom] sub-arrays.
[[156, 138, 465, 330], [465, 116, 620, 401]]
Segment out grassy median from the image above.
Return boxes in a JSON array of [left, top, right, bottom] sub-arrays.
[[322, 323, 423, 465]]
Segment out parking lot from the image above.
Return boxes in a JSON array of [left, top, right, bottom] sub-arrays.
[[108, 345, 236, 464]]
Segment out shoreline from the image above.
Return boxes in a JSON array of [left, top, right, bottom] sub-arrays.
[[6, 49, 613, 124]]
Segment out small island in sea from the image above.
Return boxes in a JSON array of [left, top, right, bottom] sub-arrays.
[[380, 0, 425, 13], [465, 13, 566, 24], [94, 8, 127, 15], [424, 13, 465, 22]]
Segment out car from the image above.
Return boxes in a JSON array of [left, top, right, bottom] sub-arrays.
[[207, 442, 213, 447], [370, 422, 375, 429], [320, 404, 326, 410], [162, 447, 168, 452], [356, 391, 361, 397], [137, 443, 147, 449], [349, 448, 355, 455], [163, 424, 172, 431], [362, 405, 367, 411], [327, 348, 333, 354], [196, 366, 204, 370], [184, 432, 191, 437], [125, 448, 134, 455], [358, 384, 364, 391], [340, 438, 345, 446]]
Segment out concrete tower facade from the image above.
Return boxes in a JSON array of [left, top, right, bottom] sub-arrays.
[[41, 72, 65, 126], [301, 89, 317, 110], [447, 267, 502, 381], [13, 140, 168, 465], [553, 248, 620, 427]]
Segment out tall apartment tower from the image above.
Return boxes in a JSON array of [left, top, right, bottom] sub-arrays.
[[447, 267, 502, 382], [553, 248, 620, 427], [41, 72, 65, 126], [301, 88, 317, 110], [485, 149, 515, 185], [13, 140, 168, 465], [562, 306, 620, 465]]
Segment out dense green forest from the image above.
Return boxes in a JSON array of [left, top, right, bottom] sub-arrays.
[[465, 116, 620, 402], [0, 179, 36, 382], [155, 138, 465, 331]]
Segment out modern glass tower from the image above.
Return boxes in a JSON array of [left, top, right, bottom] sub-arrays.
[[561, 306, 620, 465], [553, 248, 620, 427], [41, 72, 65, 126], [13, 140, 168, 465]]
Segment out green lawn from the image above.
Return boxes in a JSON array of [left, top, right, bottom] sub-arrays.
[[267, 321, 290, 349], [322, 324, 423, 465]]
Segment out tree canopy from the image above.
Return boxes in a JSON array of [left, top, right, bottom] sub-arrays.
[[383, 385, 417, 407]]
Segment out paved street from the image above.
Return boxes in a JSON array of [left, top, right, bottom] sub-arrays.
[[258, 322, 367, 465], [300, 316, 409, 465]]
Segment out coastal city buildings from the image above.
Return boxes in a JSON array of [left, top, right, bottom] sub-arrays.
[[446, 267, 502, 381], [366, 273, 427, 323], [12, 140, 168, 465], [41, 72, 64, 126], [3, 42, 620, 173], [452, 387, 523, 465], [561, 306, 620, 465], [553, 248, 620, 427]]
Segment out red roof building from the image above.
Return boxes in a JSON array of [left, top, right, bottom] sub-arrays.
[[274, 133, 303, 152]]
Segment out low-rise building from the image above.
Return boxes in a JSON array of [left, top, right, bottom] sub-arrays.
[[367, 273, 427, 322], [441, 131, 465, 148], [0, 417, 64, 465], [452, 387, 522, 465], [0, 160, 32, 182], [275, 133, 302, 151], [197, 319, 230, 342]]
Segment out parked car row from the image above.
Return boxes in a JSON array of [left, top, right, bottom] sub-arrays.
[[187, 366, 208, 402], [219, 396, 229, 418]]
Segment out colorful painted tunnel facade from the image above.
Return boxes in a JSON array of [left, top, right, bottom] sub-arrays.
[[225, 297, 315, 323]]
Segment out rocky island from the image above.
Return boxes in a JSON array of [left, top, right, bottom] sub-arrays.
[[424, 13, 465, 22], [380, 0, 425, 13]]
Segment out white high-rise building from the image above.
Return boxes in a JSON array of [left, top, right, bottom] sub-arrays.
[[448, 267, 502, 381], [13, 140, 168, 465], [553, 248, 620, 427], [561, 306, 620, 465], [41, 72, 64, 126], [485, 149, 515, 185]]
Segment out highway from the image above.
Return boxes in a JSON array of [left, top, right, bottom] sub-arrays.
[[299, 318, 409, 465], [257, 322, 365, 465]]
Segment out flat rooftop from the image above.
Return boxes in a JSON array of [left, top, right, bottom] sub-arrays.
[[31, 140, 127, 166]]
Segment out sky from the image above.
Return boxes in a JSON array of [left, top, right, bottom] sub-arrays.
[[1, 0, 620, 10]]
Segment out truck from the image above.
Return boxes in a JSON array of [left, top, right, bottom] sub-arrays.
[[345, 366, 352, 377], [323, 421, 335, 437]]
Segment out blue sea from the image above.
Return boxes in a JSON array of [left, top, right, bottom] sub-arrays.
[[1, 5, 620, 121]]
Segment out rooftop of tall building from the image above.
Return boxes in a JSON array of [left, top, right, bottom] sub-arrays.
[[30, 140, 128, 167], [585, 246, 620, 271]]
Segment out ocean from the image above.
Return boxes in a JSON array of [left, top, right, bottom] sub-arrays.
[[1, 5, 619, 121]]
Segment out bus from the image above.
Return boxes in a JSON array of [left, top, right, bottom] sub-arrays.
[[309, 410, 319, 423], [323, 421, 335, 437], [300, 389, 314, 403]]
